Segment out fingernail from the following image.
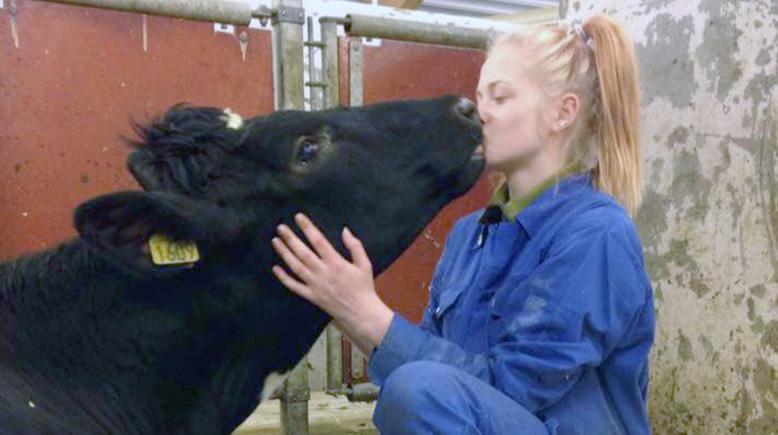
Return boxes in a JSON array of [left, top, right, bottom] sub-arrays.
[[343, 226, 352, 237]]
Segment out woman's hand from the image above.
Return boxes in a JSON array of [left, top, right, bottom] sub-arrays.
[[271, 213, 393, 355]]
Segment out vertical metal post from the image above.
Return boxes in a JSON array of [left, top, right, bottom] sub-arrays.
[[272, 0, 305, 111], [320, 19, 340, 110], [319, 18, 344, 394], [345, 38, 371, 382], [349, 39, 363, 108], [306, 17, 323, 111], [272, 1, 308, 434], [559, 0, 568, 20]]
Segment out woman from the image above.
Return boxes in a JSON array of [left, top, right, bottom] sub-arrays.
[[271, 15, 655, 435]]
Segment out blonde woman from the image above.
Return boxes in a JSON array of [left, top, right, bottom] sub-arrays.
[[272, 15, 654, 434]]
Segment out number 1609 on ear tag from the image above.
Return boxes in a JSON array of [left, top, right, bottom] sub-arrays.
[[148, 234, 200, 266]]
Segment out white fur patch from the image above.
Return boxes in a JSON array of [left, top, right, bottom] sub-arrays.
[[221, 108, 244, 130], [260, 370, 289, 401]]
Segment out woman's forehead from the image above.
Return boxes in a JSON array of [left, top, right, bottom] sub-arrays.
[[478, 48, 532, 89]]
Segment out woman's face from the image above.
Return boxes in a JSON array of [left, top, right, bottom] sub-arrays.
[[476, 45, 553, 173]]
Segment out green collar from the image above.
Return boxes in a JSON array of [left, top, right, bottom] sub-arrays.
[[488, 162, 581, 222]]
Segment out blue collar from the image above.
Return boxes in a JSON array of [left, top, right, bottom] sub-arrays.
[[514, 172, 593, 238]]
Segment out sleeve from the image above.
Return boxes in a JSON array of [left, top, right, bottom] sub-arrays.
[[368, 216, 650, 414]]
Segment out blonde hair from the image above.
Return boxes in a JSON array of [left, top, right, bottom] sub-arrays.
[[489, 15, 642, 216]]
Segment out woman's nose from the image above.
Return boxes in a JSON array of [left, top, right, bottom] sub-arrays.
[[476, 104, 489, 124]]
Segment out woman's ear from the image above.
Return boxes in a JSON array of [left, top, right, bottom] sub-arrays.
[[554, 93, 581, 132]]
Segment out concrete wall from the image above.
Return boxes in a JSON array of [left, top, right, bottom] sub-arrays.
[[564, 0, 778, 433]]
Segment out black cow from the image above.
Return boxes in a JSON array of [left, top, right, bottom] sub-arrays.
[[0, 96, 484, 434]]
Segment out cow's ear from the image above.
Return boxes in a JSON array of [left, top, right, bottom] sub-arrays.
[[74, 191, 226, 275]]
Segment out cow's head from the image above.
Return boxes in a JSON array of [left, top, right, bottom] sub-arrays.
[[75, 96, 484, 274]]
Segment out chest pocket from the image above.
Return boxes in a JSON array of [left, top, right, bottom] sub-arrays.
[[487, 271, 532, 345]]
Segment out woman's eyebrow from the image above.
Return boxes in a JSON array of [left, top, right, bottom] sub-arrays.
[[477, 80, 511, 98]]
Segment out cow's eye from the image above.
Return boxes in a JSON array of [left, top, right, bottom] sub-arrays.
[[296, 140, 320, 165]]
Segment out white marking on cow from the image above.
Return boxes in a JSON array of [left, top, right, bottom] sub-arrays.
[[260, 370, 289, 401], [28, 401, 35, 409], [221, 108, 244, 130]]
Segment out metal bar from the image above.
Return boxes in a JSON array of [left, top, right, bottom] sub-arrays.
[[306, 16, 322, 111], [272, 0, 305, 111], [32, 0, 254, 25], [321, 0, 341, 324], [272, 1, 308, 433], [320, 19, 341, 110], [325, 325, 343, 392], [342, 334, 354, 385], [345, 383, 380, 403], [334, 39, 369, 391], [320, 16, 350, 26], [349, 39, 363, 107], [559, 0, 568, 20], [345, 13, 495, 49], [280, 362, 309, 435]]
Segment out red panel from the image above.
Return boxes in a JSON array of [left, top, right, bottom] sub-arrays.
[[0, 0, 274, 259], [341, 37, 492, 324]]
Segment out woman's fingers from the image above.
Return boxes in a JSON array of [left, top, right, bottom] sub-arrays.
[[272, 236, 316, 283], [342, 227, 372, 273], [295, 213, 340, 261], [276, 223, 325, 272], [271, 265, 313, 300]]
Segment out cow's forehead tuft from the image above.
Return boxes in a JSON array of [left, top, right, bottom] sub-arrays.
[[221, 108, 244, 130]]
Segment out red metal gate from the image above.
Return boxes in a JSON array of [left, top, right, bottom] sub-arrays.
[[0, 0, 274, 258]]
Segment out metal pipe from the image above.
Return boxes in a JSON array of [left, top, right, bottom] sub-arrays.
[[325, 325, 343, 392], [33, 0, 255, 25], [320, 18, 341, 110], [345, 13, 496, 49], [349, 39, 363, 107], [306, 16, 323, 111], [272, 0, 305, 111], [271, 1, 309, 433], [345, 383, 380, 403], [280, 362, 309, 435]]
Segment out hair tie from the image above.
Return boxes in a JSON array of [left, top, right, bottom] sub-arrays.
[[570, 21, 596, 51]]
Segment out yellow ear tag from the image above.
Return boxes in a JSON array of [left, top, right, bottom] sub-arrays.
[[148, 234, 200, 266]]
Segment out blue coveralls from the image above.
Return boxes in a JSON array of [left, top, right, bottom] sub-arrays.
[[368, 172, 655, 434]]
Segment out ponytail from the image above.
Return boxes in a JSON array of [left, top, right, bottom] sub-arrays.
[[585, 16, 642, 216]]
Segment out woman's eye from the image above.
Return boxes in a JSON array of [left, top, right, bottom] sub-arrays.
[[297, 140, 320, 165], [494, 96, 507, 104]]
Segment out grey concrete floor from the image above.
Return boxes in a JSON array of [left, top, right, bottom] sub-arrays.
[[233, 392, 378, 435]]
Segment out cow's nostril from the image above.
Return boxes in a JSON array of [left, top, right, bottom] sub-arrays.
[[454, 98, 479, 124]]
